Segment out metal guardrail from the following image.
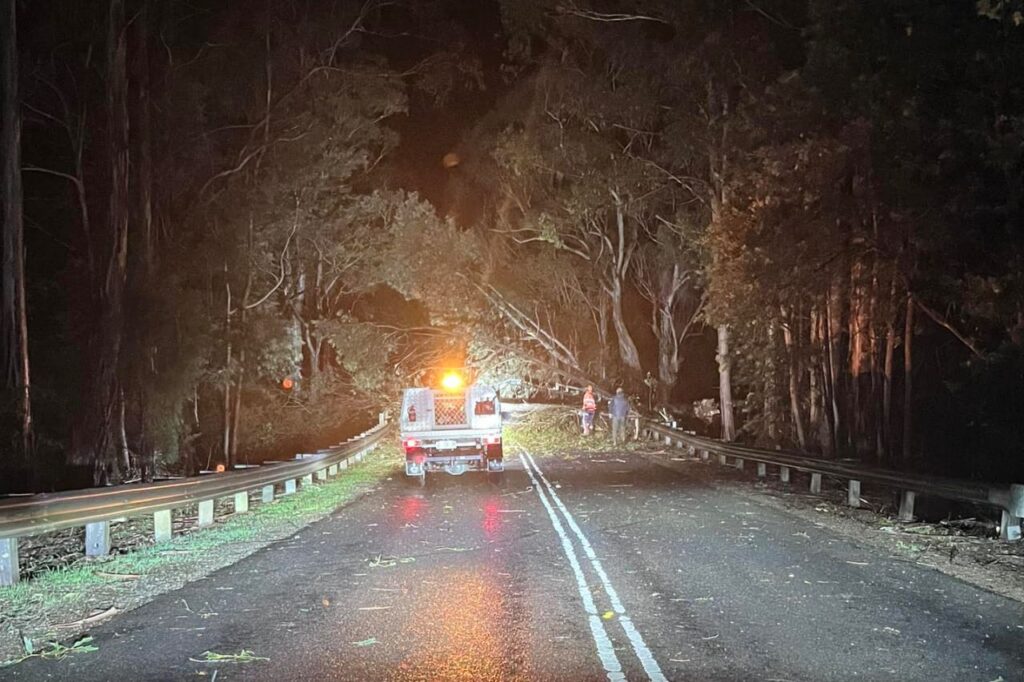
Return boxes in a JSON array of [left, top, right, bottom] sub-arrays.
[[0, 418, 388, 586], [545, 382, 1024, 542]]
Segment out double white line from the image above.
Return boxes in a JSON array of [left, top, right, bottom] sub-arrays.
[[520, 451, 667, 682]]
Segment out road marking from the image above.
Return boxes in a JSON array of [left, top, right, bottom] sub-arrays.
[[518, 453, 625, 681], [523, 451, 667, 682]]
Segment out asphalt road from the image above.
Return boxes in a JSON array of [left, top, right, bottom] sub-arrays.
[[5, 447, 1023, 681]]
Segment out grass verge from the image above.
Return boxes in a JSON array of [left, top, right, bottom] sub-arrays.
[[0, 441, 401, 663]]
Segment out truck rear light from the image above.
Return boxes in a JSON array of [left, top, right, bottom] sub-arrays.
[[403, 438, 420, 450], [484, 435, 501, 445]]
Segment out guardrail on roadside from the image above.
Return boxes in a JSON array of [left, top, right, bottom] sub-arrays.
[[545, 382, 1024, 542], [0, 417, 389, 587]]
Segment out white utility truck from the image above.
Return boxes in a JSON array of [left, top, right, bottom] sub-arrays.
[[399, 374, 503, 486]]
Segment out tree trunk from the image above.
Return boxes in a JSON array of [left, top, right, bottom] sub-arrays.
[[717, 324, 736, 441], [1, 0, 32, 464], [901, 294, 914, 465], [824, 290, 843, 455], [132, 0, 156, 479], [764, 321, 779, 444], [222, 277, 233, 467], [656, 304, 678, 404], [782, 308, 807, 449], [881, 278, 898, 463], [70, 0, 130, 484], [609, 277, 641, 372], [117, 386, 131, 476]]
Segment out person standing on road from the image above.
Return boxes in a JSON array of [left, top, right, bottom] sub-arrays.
[[609, 387, 630, 445], [582, 385, 597, 435]]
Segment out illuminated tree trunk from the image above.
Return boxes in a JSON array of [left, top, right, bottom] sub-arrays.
[[717, 324, 735, 441], [607, 200, 641, 372], [782, 307, 807, 449]]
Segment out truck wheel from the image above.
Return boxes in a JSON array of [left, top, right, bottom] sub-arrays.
[[408, 472, 426, 488]]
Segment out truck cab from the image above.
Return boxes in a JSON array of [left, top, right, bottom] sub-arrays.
[[399, 379, 503, 486]]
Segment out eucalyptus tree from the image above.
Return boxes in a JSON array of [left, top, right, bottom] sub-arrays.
[[1, 0, 32, 467]]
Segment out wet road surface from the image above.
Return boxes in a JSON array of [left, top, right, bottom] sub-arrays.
[[5, 448, 1024, 681]]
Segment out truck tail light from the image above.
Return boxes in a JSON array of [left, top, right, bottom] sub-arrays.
[[484, 435, 501, 445], [403, 438, 420, 450]]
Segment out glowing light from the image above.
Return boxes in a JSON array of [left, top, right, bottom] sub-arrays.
[[281, 377, 294, 390], [441, 372, 463, 391], [442, 152, 460, 168], [215, 464, 226, 473]]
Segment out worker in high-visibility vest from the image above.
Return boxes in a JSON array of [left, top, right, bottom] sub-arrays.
[[582, 385, 597, 435]]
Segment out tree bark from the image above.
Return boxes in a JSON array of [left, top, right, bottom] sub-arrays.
[[1, 0, 32, 463], [70, 0, 130, 484], [222, 275, 233, 467], [717, 324, 735, 441], [901, 293, 914, 465], [881, 277, 898, 463], [782, 308, 807, 449], [608, 200, 641, 372]]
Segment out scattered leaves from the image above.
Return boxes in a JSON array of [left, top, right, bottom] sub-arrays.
[[352, 638, 379, 647], [1, 636, 98, 667], [189, 650, 269, 664]]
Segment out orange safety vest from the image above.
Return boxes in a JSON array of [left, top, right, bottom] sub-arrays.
[[583, 391, 597, 413]]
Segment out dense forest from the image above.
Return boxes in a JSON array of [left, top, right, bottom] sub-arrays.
[[2, 0, 1023, 491]]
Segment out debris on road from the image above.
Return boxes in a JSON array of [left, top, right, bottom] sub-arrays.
[[189, 650, 269, 664]]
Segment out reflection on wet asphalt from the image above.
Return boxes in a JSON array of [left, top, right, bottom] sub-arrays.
[[6, 449, 1024, 681]]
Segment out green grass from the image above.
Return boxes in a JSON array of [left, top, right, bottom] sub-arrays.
[[0, 443, 400, 657]]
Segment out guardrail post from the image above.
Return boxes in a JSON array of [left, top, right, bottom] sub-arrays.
[[757, 462, 766, 478], [898, 491, 916, 522], [85, 521, 111, 557], [0, 537, 20, 586], [198, 500, 214, 527], [316, 469, 327, 481], [810, 473, 822, 494], [633, 417, 640, 440], [234, 491, 249, 514], [847, 480, 861, 508], [734, 458, 744, 470], [664, 435, 672, 446], [339, 459, 349, 470], [700, 450, 709, 462], [154, 510, 172, 543], [302, 473, 314, 486], [328, 464, 338, 476], [718, 454, 727, 466], [284, 479, 297, 495], [1000, 510, 1022, 541], [780, 466, 790, 483]]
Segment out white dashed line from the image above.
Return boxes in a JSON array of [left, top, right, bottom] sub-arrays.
[[519, 453, 626, 681], [523, 451, 667, 682]]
